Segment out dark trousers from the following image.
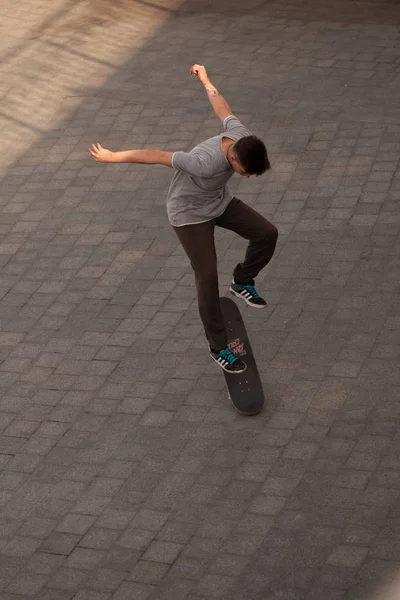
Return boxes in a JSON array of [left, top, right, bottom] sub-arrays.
[[173, 197, 278, 352]]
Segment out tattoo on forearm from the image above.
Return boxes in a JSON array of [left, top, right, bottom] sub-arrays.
[[205, 84, 221, 97]]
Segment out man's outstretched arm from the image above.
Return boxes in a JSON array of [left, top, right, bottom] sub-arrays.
[[190, 64, 232, 122], [89, 143, 173, 167]]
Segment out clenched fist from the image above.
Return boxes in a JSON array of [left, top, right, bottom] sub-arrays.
[[190, 64, 209, 84]]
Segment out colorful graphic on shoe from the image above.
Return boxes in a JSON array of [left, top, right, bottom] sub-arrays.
[[229, 280, 267, 308]]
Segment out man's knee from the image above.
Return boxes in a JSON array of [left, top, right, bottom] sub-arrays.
[[257, 222, 278, 246], [268, 223, 278, 243]]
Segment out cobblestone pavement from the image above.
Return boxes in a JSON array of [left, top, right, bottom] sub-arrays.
[[0, 0, 400, 598]]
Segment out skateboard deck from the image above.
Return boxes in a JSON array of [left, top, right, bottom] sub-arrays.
[[220, 296, 264, 416]]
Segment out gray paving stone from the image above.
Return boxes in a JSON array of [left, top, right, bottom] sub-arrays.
[[17, 517, 57, 539], [128, 560, 170, 584], [47, 567, 88, 592], [100, 545, 140, 572], [3, 536, 42, 557], [33, 590, 74, 600], [73, 593, 112, 600], [5, 572, 47, 596], [95, 509, 136, 531], [327, 544, 369, 569], [142, 540, 183, 564], [73, 496, 112, 517], [79, 528, 120, 550], [67, 547, 106, 570], [117, 528, 155, 551], [56, 514, 96, 536], [112, 582, 156, 600], [86, 568, 127, 593], [40, 532, 82, 556], [195, 574, 235, 598], [27, 552, 65, 576]]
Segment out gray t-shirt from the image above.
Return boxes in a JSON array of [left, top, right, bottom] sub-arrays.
[[167, 115, 251, 227]]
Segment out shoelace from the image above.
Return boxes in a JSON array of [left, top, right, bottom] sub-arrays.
[[244, 284, 260, 299], [219, 347, 239, 365]]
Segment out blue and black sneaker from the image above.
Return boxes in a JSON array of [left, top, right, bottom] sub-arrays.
[[229, 279, 267, 309], [210, 345, 247, 374]]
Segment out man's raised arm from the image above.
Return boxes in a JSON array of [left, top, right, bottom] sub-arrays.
[[190, 64, 232, 122], [89, 143, 173, 167]]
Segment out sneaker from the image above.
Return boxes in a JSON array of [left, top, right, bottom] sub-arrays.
[[229, 279, 267, 309], [210, 345, 247, 374]]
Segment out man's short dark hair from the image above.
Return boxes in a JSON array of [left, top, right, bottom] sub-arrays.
[[234, 135, 271, 176]]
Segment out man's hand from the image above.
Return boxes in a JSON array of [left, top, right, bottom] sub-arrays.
[[89, 143, 114, 163], [190, 64, 209, 84]]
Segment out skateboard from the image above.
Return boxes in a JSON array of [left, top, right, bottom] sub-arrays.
[[220, 296, 264, 416]]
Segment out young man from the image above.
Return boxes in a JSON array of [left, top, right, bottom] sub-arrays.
[[89, 64, 278, 374]]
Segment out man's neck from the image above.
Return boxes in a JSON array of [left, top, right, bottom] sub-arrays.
[[222, 137, 235, 157], [222, 138, 235, 169]]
